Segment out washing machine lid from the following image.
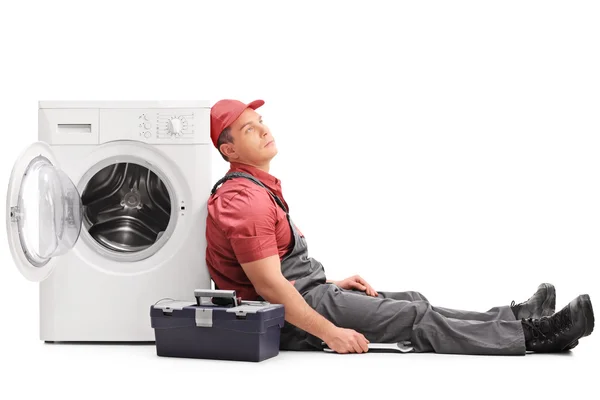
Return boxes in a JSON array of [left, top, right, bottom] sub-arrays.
[[6, 141, 83, 282]]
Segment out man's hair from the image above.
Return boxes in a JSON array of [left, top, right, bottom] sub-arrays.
[[217, 127, 233, 161]]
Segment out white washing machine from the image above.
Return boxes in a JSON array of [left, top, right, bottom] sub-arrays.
[[6, 101, 212, 342]]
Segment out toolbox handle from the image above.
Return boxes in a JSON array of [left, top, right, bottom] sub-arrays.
[[194, 289, 239, 307]]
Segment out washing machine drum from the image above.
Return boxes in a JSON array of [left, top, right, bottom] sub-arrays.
[[81, 162, 171, 253]]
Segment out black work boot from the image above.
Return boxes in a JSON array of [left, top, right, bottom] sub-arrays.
[[511, 283, 556, 320], [521, 294, 594, 353]]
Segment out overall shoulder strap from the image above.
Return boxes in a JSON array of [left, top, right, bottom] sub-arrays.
[[210, 171, 288, 213]]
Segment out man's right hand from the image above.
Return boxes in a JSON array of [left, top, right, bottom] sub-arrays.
[[323, 326, 370, 354]]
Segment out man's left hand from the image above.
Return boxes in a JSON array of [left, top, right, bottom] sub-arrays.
[[333, 275, 378, 297]]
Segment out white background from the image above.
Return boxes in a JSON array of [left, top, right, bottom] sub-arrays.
[[1, 0, 598, 398]]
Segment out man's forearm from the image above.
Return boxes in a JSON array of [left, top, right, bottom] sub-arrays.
[[257, 280, 336, 341]]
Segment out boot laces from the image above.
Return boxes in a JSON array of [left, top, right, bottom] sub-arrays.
[[522, 318, 546, 339], [511, 288, 540, 311], [523, 307, 571, 341], [510, 300, 523, 313]]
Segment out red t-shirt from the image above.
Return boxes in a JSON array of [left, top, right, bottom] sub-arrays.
[[205, 162, 301, 300]]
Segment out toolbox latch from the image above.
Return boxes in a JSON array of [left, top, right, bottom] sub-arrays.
[[195, 308, 213, 328]]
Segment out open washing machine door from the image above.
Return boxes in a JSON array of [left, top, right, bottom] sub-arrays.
[[6, 141, 83, 282]]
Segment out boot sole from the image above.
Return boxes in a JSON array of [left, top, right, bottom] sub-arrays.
[[540, 283, 556, 317], [581, 294, 594, 337], [565, 340, 578, 350], [563, 294, 594, 351]]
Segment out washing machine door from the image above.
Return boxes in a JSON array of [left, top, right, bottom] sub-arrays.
[[6, 141, 83, 282]]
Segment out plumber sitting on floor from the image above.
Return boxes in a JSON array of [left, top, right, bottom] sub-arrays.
[[205, 98, 595, 355]]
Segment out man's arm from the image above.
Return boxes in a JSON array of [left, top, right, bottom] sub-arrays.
[[241, 255, 370, 353]]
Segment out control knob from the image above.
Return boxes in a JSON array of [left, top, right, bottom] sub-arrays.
[[167, 117, 183, 137]]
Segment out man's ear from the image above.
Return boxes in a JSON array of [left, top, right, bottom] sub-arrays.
[[220, 143, 238, 160]]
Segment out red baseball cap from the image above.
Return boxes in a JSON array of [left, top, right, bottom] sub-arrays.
[[210, 99, 265, 148]]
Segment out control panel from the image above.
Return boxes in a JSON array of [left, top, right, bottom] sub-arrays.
[[138, 111, 197, 140], [98, 108, 210, 145]]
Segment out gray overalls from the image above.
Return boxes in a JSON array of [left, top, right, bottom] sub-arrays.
[[211, 172, 526, 355]]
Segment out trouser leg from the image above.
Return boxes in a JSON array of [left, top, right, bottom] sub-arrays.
[[377, 289, 516, 322], [296, 284, 525, 355]]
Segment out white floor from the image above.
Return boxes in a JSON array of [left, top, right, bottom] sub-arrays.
[[4, 319, 597, 400]]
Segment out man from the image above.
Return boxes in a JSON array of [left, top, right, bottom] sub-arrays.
[[205, 98, 595, 355]]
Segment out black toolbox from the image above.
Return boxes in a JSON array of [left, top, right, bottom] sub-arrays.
[[150, 289, 285, 362]]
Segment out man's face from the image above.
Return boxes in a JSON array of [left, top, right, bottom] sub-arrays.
[[223, 108, 277, 165]]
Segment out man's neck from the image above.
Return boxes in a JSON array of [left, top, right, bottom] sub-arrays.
[[232, 160, 270, 173]]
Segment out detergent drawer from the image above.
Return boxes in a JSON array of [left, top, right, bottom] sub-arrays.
[[150, 290, 285, 362]]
